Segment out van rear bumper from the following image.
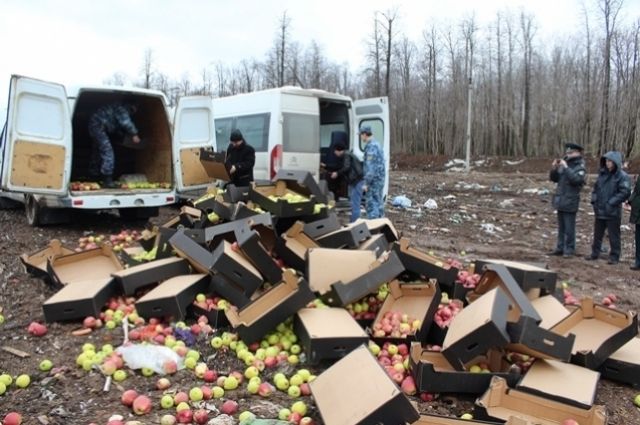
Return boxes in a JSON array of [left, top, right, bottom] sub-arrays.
[[40, 191, 177, 209]]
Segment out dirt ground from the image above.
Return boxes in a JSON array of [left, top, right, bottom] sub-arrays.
[[0, 156, 639, 424]]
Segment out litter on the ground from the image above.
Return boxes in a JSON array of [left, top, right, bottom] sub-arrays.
[[392, 195, 412, 208], [423, 199, 438, 209]]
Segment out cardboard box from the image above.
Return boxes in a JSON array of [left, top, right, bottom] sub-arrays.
[[199, 147, 231, 181], [47, 245, 124, 288], [531, 295, 571, 330], [599, 336, 640, 387], [189, 303, 230, 328], [371, 280, 440, 344], [184, 212, 274, 248], [310, 344, 419, 425], [303, 212, 342, 239], [210, 240, 263, 295], [209, 273, 251, 309], [235, 225, 282, 284], [274, 221, 319, 272], [169, 230, 217, 274], [550, 298, 638, 369], [442, 287, 511, 370], [222, 184, 251, 203], [161, 206, 203, 229], [294, 308, 369, 364], [475, 376, 607, 425], [412, 414, 504, 425], [112, 257, 192, 296], [474, 259, 557, 294], [357, 233, 389, 257], [249, 181, 316, 218], [409, 343, 520, 394], [135, 274, 210, 320], [355, 217, 400, 243], [224, 270, 315, 343], [273, 169, 329, 204], [517, 359, 600, 409], [393, 238, 458, 285], [20, 239, 75, 279], [307, 248, 405, 307], [316, 221, 371, 249], [43, 278, 116, 322]]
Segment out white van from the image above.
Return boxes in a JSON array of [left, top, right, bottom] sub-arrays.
[[212, 86, 390, 198], [0, 75, 217, 225]]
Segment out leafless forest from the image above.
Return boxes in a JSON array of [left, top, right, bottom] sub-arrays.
[[107, 0, 639, 158]]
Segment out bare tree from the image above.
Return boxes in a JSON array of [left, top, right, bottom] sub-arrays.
[[379, 9, 399, 96], [462, 15, 477, 170], [140, 48, 155, 89], [365, 12, 383, 96], [520, 12, 537, 156], [103, 72, 128, 86], [277, 11, 291, 87]]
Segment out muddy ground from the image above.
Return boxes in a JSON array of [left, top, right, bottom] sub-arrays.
[[1, 156, 639, 424]]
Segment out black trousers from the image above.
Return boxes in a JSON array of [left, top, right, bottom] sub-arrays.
[[556, 211, 577, 254], [591, 216, 622, 261]]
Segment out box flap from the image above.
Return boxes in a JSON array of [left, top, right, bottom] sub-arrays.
[[21, 239, 74, 274], [517, 360, 599, 408], [307, 248, 377, 294], [44, 277, 113, 303], [531, 295, 570, 329], [137, 274, 208, 301], [112, 256, 188, 278], [48, 245, 123, 286], [310, 345, 419, 425], [297, 308, 367, 338]]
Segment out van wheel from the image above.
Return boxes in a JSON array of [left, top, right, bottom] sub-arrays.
[[25, 195, 42, 226]]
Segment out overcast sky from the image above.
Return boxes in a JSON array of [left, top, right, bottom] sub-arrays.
[[1, 0, 639, 116]]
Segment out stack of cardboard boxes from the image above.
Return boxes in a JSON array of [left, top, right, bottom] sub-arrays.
[[20, 170, 640, 425]]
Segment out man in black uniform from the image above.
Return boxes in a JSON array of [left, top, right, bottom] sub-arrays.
[[549, 142, 586, 257], [224, 129, 255, 186]]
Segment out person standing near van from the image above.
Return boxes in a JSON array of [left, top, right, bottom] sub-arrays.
[[548, 142, 586, 258], [585, 151, 631, 264], [360, 125, 385, 218], [88, 102, 140, 188], [331, 141, 364, 222], [225, 129, 255, 186], [628, 172, 640, 270]]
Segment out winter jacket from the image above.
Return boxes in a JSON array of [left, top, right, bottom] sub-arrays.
[[225, 141, 255, 186], [89, 103, 138, 136], [363, 138, 385, 188], [591, 151, 631, 220], [549, 155, 586, 212], [337, 152, 364, 185], [629, 175, 640, 224]]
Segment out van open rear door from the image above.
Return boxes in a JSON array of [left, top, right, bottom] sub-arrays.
[[353, 97, 390, 197], [173, 96, 217, 192], [1, 75, 72, 195]]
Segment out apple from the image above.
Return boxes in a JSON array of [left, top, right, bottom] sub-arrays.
[[193, 409, 209, 425], [203, 369, 217, 382], [223, 375, 239, 390], [212, 386, 224, 398], [176, 409, 193, 424], [162, 360, 178, 375], [189, 386, 204, 401], [113, 370, 127, 382], [15, 374, 30, 388], [300, 418, 315, 425], [173, 391, 189, 404], [634, 393, 640, 407], [157, 377, 171, 390], [39, 359, 53, 372], [200, 385, 212, 400], [3, 412, 22, 425], [160, 415, 177, 425], [27, 321, 47, 336], [291, 401, 307, 416], [121, 389, 139, 406], [132, 395, 152, 415], [400, 376, 416, 395], [561, 420, 579, 425], [221, 399, 239, 415], [460, 413, 473, 419], [288, 412, 303, 424], [160, 394, 174, 409], [279, 408, 292, 420]]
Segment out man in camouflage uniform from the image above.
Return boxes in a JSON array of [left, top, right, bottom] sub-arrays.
[[360, 125, 385, 218], [88, 102, 140, 188]]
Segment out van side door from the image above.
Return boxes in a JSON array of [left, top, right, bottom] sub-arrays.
[[280, 94, 320, 180], [172, 96, 217, 192], [1, 75, 72, 195], [353, 97, 390, 197]]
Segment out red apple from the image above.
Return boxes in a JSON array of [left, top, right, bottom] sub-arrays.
[[27, 321, 48, 336], [3, 412, 22, 425], [221, 400, 239, 415], [176, 409, 193, 424], [132, 395, 152, 415], [121, 389, 139, 406], [83, 316, 97, 329], [203, 369, 217, 383], [193, 409, 209, 424]]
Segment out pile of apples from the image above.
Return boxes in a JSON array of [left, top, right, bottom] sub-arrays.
[[562, 287, 580, 306], [267, 192, 309, 204], [346, 293, 386, 321], [445, 257, 464, 270], [601, 293, 618, 309], [505, 351, 534, 374], [70, 181, 101, 191], [192, 293, 229, 313], [75, 229, 141, 252], [371, 310, 422, 338], [119, 181, 171, 189], [433, 294, 464, 329], [455, 269, 481, 289], [369, 341, 417, 396]]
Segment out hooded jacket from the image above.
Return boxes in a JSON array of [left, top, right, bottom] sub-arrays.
[[549, 154, 586, 212], [225, 140, 255, 186], [591, 151, 631, 219]]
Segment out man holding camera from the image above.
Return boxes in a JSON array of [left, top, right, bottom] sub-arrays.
[[549, 143, 586, 257]]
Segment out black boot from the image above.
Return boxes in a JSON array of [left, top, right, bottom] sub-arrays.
[[102, 175, 118, 189]]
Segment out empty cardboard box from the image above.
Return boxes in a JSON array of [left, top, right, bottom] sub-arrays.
[[370, 280, 440, 344], [474, 376, 607, 425], [210, 240, 263, 295], [199, 148, 231, 181], [474, 258, 556, 294], [235, 225, 283, 284], [393, 238, 458, 285], [354, 217, 400, 243], [550, 298, 638, 369], [112, 257, 192, 295], [309, 344, 420, 425], [295, 307, 369, 364], [170, 230, 217, 274], [599, 336, 640, 388], [274, 221, 320, 272], [306, 248, 405, 307], [209, 273, 252, 309], [409, 343, 520, 394], [442, 287, 511, 370], [43, 278, 116, 322], [316, 221, 371, 249], [224, 270, 315, 343], [21, 239, 75, 280], [47, 245, 124, 288], [135, 274, 210, 320], [303, 212, 342, 239]]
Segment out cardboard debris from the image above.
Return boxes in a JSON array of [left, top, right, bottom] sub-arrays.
[[210, 240, 263, 294], [235, 225, 283, 284], [412, 413, 505, 424], [309, 344, 420, 425]]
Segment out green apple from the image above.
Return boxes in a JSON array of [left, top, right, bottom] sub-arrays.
[[39, 359, 53, 372], [160, 394, 174, 409], [15, 374, 30, 388]]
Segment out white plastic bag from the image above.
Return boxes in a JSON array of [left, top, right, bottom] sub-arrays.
[[116, 344, 184, 375], [423, 198, 438, 210]]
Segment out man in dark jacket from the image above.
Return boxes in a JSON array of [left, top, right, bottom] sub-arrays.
[[331, 142, 364, 222], [628, 173, 640, 270], [224, 129, 255, 186], [549, 143, 586, 257], [88, 102, 140, 188], [585, 151, 631, 264]]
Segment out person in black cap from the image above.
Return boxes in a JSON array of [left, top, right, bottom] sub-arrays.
[[224, 129, 255, 186], [548, 142, 586, 257]]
